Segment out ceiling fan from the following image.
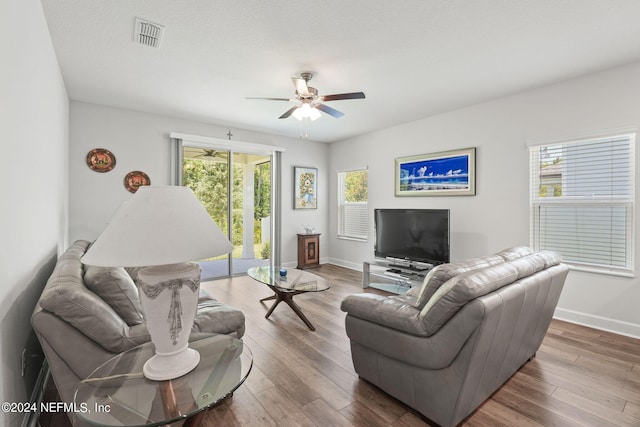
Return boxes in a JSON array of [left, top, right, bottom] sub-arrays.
[[248, 72, 365, 120], [185, 148, 227, 161]]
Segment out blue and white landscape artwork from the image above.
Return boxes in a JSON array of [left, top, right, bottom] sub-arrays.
[[399, 154, 470, 191]]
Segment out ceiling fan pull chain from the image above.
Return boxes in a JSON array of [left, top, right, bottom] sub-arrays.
[[299, 120, 309, 140]]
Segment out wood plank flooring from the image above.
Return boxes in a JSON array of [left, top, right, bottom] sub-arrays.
[[40, 264, 640, 426], [198, 264, 640, 427]]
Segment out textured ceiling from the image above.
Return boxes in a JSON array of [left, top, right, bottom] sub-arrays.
[[40, 0, 640, 143]]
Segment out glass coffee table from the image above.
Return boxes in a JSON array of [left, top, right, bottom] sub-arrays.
[[74, 334, 252, 427], [247, 266, 330, 331]]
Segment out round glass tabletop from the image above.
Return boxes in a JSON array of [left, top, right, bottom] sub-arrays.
[[74, 334, 252, 427]]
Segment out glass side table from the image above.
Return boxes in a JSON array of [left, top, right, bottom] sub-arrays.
[[74, 334, 252, 427]]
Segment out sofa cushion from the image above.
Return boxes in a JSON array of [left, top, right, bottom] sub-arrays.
[[535, 250, 562, 267], [84, 266, 145, 326], [509, 254, 545, 279], [124, 266, 144, 282], [420, 263, 519, 335], [497, 246, 534, 261], [39, 241, 150, 353], [419, 250, 560, 336], [193, 299, 246, 338], [413, 254, 505, 309]]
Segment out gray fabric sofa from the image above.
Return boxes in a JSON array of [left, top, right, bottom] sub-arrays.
[[31, 240, 245, 424], [341, 247, 569, 427]]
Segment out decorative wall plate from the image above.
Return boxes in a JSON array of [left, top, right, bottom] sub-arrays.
[[124, 171, 151, 193], [86, 148, 116, 172]]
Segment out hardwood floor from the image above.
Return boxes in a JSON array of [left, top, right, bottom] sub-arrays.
[[199, 264, 640, 427], [40, 264, 640, 426]]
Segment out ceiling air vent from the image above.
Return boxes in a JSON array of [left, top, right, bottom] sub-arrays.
[[134, 18, 164, 48]]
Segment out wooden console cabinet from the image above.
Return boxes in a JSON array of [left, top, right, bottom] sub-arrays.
[[297, 233, 321, 269]]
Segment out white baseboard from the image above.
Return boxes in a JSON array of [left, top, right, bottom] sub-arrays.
[[554, 307, 640, 339], [282, 257, 334, 269], [326, 258, 362, 271]]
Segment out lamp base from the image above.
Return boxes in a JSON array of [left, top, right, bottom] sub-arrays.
[[143, 346, 200, 381], [138, 262, 202, 381]]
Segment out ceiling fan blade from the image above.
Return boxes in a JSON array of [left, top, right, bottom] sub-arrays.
[[279, 106, 299, 119], [315, 103, 344, 118], [246, 97, 295, 101], [321, 92, 366, 102], [291, 77, 310, 96]]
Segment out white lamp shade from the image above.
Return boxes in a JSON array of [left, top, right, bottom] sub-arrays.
[[81, 186, 233, 267]]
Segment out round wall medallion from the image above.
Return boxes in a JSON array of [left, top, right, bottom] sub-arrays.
[[86, 148, 116, 172], [124, 171, 151, 193]]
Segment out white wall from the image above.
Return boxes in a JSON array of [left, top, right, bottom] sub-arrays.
[[69, 102, 329, 266], [329, 62, 640, 338], [0, 0, 69, 425]]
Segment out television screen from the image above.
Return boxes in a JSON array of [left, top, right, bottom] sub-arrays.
[[374, 209, 450, 265]]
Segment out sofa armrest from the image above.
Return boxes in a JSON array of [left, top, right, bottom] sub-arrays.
[[341, 293, 427, 336], [344, 299, 485, 370], [193, 299, 246, 339]]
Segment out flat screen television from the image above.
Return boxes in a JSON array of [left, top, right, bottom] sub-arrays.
[[374, 208, 450, 267]]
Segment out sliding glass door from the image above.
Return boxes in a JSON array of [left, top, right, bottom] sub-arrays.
[[230, 153, 272, 276], [172, 135, 281, 281], [182, 147, 232, 277]]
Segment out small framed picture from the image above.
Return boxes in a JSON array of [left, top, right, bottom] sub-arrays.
[[395, 147, 476, 196], [294, 166, 317, 209]]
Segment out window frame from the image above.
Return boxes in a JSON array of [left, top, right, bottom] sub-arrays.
[[529, 132, 635, 277], [337, 167, 369, 242]]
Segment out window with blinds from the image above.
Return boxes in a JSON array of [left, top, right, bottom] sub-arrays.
[[338, 169, 368, 241], [529, 133, 635, 276]]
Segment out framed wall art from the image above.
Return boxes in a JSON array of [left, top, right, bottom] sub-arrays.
[[294, 166, 317, 209], [395, 147, 476, 196]]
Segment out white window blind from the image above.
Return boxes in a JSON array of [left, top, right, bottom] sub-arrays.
[[340, 202, 368, 238], [338, 169, 368, 241], [529, 133, 635, 276]]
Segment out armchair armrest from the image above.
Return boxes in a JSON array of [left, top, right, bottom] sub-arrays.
[[340, 293, 427, 336]]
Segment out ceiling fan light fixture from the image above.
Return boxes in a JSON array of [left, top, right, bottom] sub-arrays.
[[248, 73, 364, 123], [292, 107, 304, 121], [309, 107, 321, 121], [292, 103, 321, 121]]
